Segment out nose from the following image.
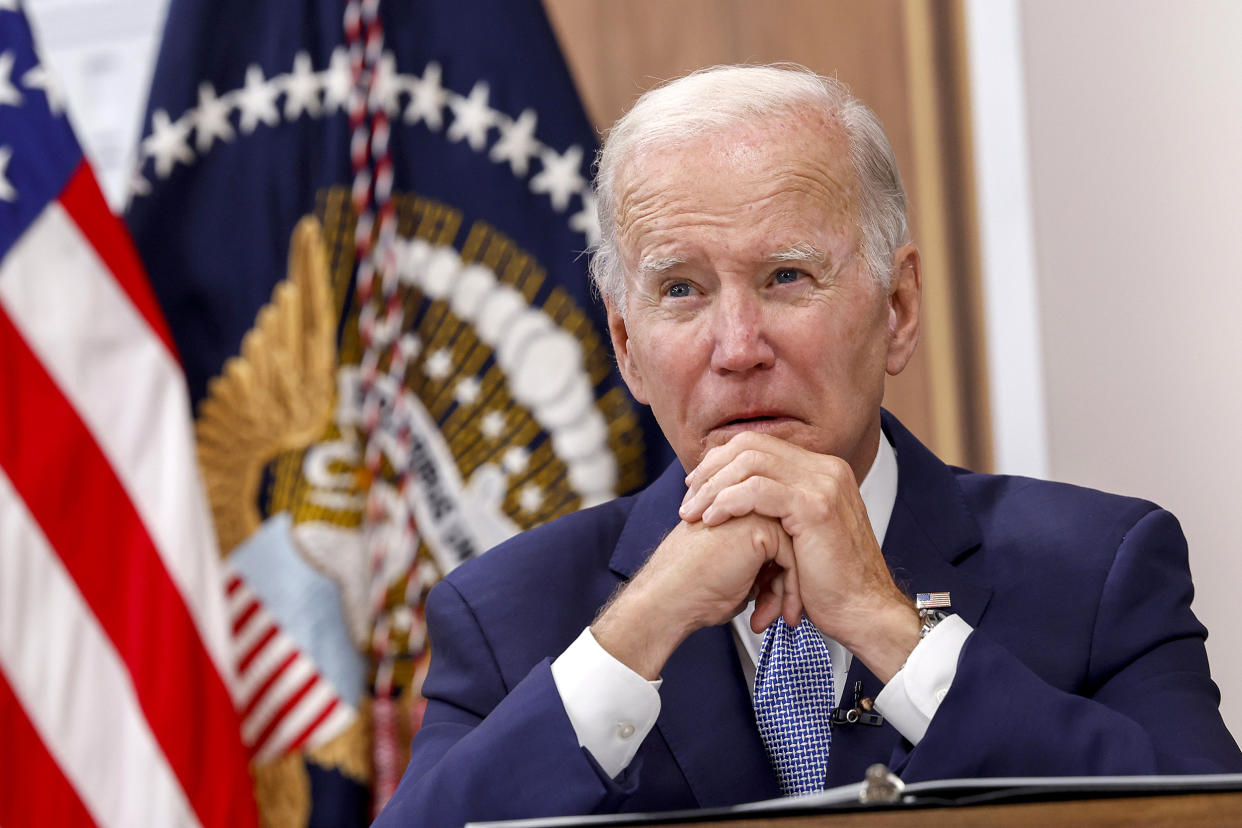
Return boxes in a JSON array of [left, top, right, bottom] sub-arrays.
[[710, 287, 775, 373]]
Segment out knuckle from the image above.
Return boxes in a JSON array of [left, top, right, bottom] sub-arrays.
[[825, 455, 857, 484], [750, 521, 777, 552], [803, 492, 831, 522]]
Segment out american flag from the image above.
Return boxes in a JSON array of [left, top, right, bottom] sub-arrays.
[[223, 560, 356, 763], [0, 6, 256, 827], [916, 592, 953, 609]]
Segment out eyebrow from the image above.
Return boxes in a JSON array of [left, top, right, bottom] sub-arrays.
[[767, 242, 828, 265], [635, 243, 827, 274], [637, 255, 687, 274]]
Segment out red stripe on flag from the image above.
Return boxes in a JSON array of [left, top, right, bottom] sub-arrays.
[[249, 673, 320, 758], [238, 625, 279, 674], [0, 309, 256, 828], [58, 163, 179, 363], [0, 668, 97, 828], [232, 599, 261, 635], [240, 650, 299, 720], [226, 573, 244, 595]]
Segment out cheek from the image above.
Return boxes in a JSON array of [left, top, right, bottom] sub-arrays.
[[798, 308, 886, 386], [631, 328, 705, 406], [638, 341, 686, 392]]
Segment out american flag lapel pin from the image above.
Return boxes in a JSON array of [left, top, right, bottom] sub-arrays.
[[915, 591, 952, 610]]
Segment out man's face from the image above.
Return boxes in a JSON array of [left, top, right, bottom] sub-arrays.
[[606, 113, 920, 479]]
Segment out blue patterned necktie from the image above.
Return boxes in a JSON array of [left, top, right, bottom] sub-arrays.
[[753, 614, 835, 796]]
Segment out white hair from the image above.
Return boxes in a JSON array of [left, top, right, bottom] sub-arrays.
[[589, 64, 909, 308]]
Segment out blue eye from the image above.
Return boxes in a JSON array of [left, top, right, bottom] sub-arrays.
[[667, 282, 693, 298], [773, 268, 801, 284]]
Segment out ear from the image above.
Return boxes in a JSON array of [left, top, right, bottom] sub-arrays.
[[885, 243, 921, 376], [605, 298, 650, 404]]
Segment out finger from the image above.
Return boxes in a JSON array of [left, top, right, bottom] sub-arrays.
[[684, 431, 812, 497], [752, 572, 805, 631], [697, 476, 798, 527], [681, 448, 779, 521], [751, 530, 799, 631], [782, 590, 803, 628], [682, 437, 828, 521], [756, 527, 801, 628], [750, 561, 777, 606], [753, 594, 779, 631], [752, 573, 783, 631], [776, 529, 803, 626]]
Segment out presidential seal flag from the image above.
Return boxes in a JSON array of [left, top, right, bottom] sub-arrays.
[[0, 5, 257, 828], [125, 0, 671, 822]]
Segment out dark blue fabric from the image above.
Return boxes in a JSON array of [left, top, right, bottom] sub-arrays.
[[374, 410, 1242, 826], [0, 6, 80, 258], [124, 0, 673, 482]]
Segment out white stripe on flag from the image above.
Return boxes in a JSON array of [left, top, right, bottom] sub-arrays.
[[0, 203, 233, 689], [226, 575, 263, 636], [0, 468, 201, 828], [233, 614, 279, 666], [231, 597, 263, 639], [253, 681, 337, 761], [235, 630, 297, 704], [241, 656, 316, 746], [229, 588, 258, 621]]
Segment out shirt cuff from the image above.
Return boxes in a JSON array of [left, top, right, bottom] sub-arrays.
[[873, 614, 972, 745], [550, 627, 662, 778]]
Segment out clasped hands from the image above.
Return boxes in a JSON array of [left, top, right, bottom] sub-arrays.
[[592, 432, 920, 683]]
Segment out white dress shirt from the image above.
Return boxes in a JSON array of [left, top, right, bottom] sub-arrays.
[[550, 433, 972, 779]]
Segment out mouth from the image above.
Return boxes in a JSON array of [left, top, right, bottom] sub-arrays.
[[698, 411, 803, 455], [711, 412, 796, 431]]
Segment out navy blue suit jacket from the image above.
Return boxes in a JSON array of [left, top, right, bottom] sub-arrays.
[[375, 412, 1242, 827]]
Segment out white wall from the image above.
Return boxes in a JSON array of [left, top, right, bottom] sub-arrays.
[[978, 0, 1242, 740]]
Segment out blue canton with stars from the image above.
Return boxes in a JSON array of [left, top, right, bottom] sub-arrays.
[[754, 614, 836, 797], [0, 4, 80, 260]]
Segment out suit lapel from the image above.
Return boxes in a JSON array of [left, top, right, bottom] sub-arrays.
[[608, 460, 687, 581], [608, 460, 781, 806], [826, 413, 994, 786], [880, 411, 992, 631]]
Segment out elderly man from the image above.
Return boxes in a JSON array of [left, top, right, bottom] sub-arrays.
[[375, 65, 1242, 826]]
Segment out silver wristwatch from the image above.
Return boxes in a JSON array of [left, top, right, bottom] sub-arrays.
[[915, 592, 953, 639], [918, 608, 950, 639]]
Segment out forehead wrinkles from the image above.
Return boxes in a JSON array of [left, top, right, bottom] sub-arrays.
[[614, 125, 858, 261]]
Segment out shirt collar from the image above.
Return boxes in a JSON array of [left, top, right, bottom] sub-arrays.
[[859, 427, 898, 547]]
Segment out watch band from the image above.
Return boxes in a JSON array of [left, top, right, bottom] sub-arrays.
[[918, 608, 950, 639], [915, 591, 953, 639]]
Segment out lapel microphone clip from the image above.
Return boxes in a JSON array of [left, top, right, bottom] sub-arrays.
[[831, 680, 884, 727]]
